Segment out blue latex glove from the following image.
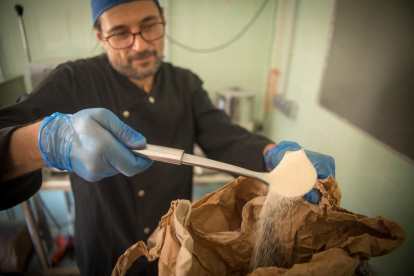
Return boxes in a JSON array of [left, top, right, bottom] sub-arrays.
[[38, 108, 153, 182], [264, 141, 335, 204]]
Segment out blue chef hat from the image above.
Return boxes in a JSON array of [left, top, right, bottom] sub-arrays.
[[91, 0, 159, 25]]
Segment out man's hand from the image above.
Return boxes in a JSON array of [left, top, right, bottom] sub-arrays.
[[39, 108, 153, 182], [264, 141, 335, 204]]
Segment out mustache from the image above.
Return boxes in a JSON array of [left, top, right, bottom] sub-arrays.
[[127, 50, 157, 63]]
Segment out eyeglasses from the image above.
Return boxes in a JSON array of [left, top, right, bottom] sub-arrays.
[[102, 22, 166, 49]]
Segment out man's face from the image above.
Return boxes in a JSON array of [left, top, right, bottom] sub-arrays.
[[97, 1, 164, 80]]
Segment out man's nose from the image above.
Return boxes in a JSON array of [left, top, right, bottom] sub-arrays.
[[131, 34, 148, 51]]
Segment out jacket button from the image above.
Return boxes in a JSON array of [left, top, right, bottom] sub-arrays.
[[123, 110, 130, 118], [149, 97, 155, 104], [143, 227, 150, 234], [138, 190, 145, 197]]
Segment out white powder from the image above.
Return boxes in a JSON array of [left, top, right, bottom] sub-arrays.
[[249, 149, 317, 271], [249, 194, 299, 271], [267, 149, 317, 198]]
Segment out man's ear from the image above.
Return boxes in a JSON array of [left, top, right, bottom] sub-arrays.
[[95, 30, 107, 50]]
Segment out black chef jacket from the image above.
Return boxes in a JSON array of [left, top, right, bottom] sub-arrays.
[[0, 54, 273, 275]]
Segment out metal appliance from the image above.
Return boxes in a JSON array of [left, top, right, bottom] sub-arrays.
[[216, 87, 256, 131]]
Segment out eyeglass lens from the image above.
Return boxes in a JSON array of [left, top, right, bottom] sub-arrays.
[[108, 23, 164, 49]]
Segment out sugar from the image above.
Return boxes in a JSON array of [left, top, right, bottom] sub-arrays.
[[267, 149, 317, 198], [249, 194, 299, 271], [249, 149, 317, 271]]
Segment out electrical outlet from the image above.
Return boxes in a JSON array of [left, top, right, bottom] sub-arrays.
[[273, 94, 298, 118]]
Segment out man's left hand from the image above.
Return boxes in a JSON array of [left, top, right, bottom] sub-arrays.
[[264, 141, 335, 204]]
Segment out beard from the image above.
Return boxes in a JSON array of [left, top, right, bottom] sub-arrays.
[[108, 50, 162, 80]]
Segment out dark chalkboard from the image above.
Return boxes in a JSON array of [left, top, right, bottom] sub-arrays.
[[319, 0, 414, 161]]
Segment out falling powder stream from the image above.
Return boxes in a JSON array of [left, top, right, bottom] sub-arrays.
[[249, 149, 317, 272]]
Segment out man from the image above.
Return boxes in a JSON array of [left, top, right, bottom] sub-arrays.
[[0, 0, 334, 275]]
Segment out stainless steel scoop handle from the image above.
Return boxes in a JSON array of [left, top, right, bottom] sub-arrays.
[[132, 144, 269, 186], [132, 144, 185, 165]]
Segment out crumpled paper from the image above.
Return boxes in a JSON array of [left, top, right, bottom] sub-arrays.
[[112, 176, 405, 276]]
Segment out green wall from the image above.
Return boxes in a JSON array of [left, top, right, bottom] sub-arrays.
[[168, 0, 276, 119], [264, 1, 414, 275], [0, 0, 101, 91]]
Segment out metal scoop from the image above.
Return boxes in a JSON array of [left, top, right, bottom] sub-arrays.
[[132, 144, 270, 186]]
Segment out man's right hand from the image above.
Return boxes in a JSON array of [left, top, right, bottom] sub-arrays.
[[39, 108, 153, 182]]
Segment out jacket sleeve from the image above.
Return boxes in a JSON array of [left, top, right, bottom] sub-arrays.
[[0, 64, 80, 210], [190, 76, 274, 173]]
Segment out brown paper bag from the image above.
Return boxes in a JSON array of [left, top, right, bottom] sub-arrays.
[[112, 176, 405, 276], [112, 200, 193, 276]]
